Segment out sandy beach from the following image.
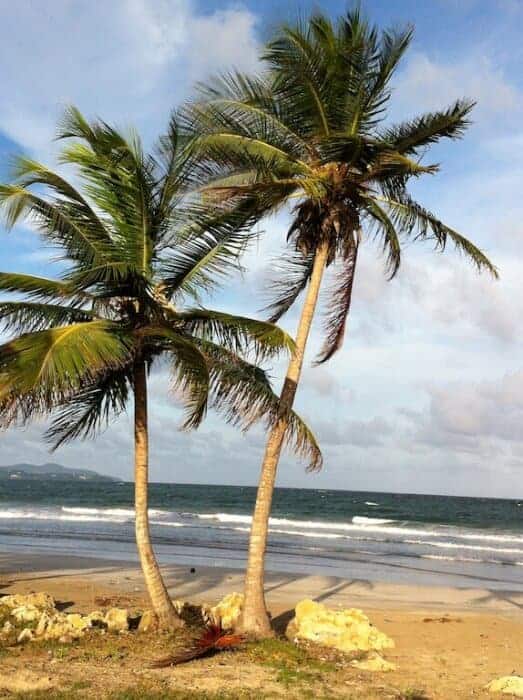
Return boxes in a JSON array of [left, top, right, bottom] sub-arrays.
[[1, 551, 522, 698]]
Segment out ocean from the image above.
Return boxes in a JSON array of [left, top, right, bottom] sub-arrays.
[[0, 481, 522, 591]]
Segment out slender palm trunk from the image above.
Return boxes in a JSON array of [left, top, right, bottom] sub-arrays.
[[238, 241, 330, 637], [134, 360, 183, 629]]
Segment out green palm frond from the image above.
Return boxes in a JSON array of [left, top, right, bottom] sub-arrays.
[[378, 194, 498, 276], [196, 339, 323, 471], [381, 100, 475, 155], [138, 326, 211, 430], [0, 320, 133, 394], [46, 370, 131, 448], [177, 309, 295, 360], [0, 321, 134, 429], [158, 201, 258, 301], [0, 184, 114, 267], [0, 301, 95, 334], [0, 272, 88, 302]]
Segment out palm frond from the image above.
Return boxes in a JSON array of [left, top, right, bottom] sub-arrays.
[[315, 240, 358, 364], [177, 309, 295, 360], [0, 321, 134, 429], [381, 100, 475, 154], [0, 272, 87, 302], [139, 326, 211, 430], [263, 251, 315, 323], [46, 369, 130, 448], [0, 301, 95, 334], [196, 339, 323, 471], [0, 184, 113, 267], [378, 194, 498, 276], [362, 198, 401, 278]]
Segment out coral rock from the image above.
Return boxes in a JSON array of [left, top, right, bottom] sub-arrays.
[[351, 651, 396, 672], [11, 605, 42, 623], [1, 592, 55, 611], [104, 607, 129, 632], [209, 592, 244, 630], [17, 628, 34, 644], [286, 600, 394, 654], [487, 676, 523, 697]]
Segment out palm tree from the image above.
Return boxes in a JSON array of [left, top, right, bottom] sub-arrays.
[[181, 9, 497, 636], [0, 108, 322, 629]]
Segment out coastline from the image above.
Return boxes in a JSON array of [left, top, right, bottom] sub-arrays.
[[1, 551, 522, 698], [2, 550, 522, 618]]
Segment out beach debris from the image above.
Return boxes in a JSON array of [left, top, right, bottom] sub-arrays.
[[151, 624, 245, 668], [0, 670, 53, 693], [104, 607, 129, 632], [486, 676, 523, 697], [350, 650, 396, 672], [206, 592, 244, 630], [286, 600, 395, 656]]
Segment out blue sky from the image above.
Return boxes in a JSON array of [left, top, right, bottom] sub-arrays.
[[1, 0, 522, 498]]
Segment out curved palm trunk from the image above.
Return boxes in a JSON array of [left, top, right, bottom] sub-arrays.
[[238, 241, 330, 637], [134, 361, 183, 629]]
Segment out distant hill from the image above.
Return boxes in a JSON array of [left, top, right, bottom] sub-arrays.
[[0, 462, 121, 482]]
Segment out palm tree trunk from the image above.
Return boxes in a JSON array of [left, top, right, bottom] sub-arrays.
[[238, 241, 330, 637], [134, 360, 183, 629]]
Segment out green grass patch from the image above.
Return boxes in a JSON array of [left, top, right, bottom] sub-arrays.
[[245, 637, 336, 687]]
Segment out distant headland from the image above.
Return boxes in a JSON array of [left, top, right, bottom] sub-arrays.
[[0, 462, 121, 482]]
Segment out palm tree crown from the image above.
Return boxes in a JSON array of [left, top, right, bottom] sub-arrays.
[[182, 9, 497, 361], [0, 107, 320, 465]]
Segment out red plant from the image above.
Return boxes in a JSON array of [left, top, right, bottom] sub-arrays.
[[151, 624, 245, 668]]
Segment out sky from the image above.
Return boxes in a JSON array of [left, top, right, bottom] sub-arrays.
[[0, 0, 522, 498]]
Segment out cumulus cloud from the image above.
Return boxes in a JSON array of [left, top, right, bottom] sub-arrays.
[[393, 51, 521, 125], [0, 0, 259, 155]]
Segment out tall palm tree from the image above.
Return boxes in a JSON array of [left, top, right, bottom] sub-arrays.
[[0, 108, 321, 629], [181, 9, 497, 636]]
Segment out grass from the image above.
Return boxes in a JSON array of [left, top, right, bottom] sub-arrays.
[[245, 637, 338, 690]]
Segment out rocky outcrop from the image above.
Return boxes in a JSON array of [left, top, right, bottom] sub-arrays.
[[286, 599, 395, 671], [0, 592, 131, 644], [206, 592, 244, 630], [104, 607, 129, 632], [1, 592, 55, 611], [286, 600, 394, 654], [487, 676, 523, 697], [351, 651, 396, 672]]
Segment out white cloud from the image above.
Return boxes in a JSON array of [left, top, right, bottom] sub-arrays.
[[0, 0, 259, 156], [393, 51, 521, 125]]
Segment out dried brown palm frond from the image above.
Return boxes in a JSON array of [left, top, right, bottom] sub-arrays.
[[150, 624, 245, 668]]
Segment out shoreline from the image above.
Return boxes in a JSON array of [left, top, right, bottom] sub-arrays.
[[2, 551, 522, 619], [2, 551, 523, 698]]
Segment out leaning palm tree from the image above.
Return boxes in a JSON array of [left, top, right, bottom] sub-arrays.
[[0, 108, 321, 629], [181, 9, 497, 636]]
